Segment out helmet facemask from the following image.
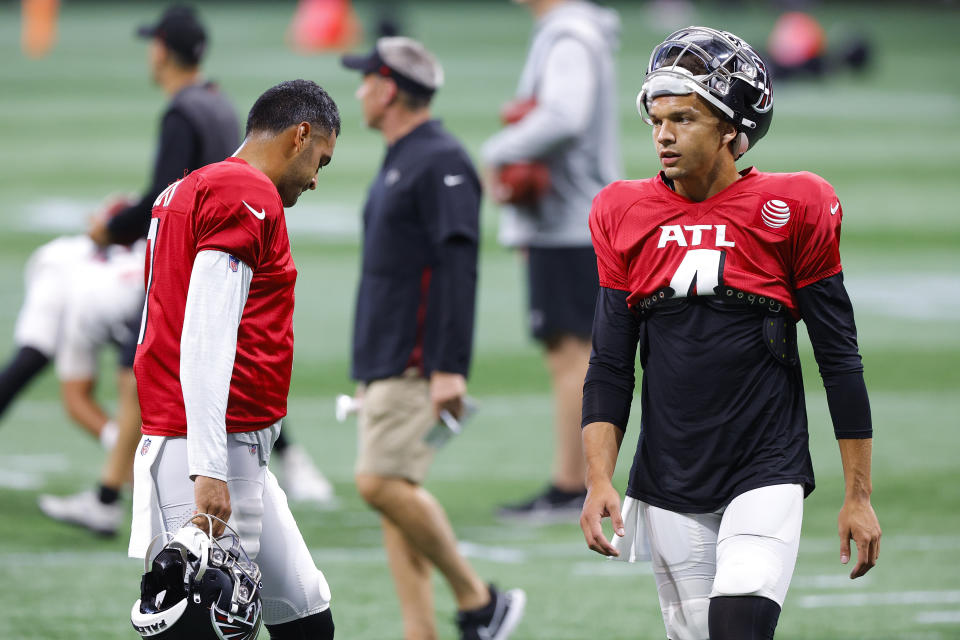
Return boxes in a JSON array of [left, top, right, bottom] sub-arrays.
[[638, 27, 773, 159], [131, 515, 263, 640]]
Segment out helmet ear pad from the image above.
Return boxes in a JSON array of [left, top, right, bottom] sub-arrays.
[[139, 549, 189, 614], [734, 131, 749, 159], [197, 566, 235, 611]]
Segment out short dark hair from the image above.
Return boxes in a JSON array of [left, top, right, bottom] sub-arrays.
[[166, 47, 200, 70], [245, 79, 341, 138], [396, 87, 432, 111]]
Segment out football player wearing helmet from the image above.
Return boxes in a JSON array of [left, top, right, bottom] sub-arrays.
[[579, 27, 881, 640]]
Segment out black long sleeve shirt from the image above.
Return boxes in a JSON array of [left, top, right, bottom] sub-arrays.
[[582, 272, 871, 512]]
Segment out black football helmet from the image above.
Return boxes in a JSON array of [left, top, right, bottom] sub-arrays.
[[131, 516, 263, 640], [637, 26, 773, 158]]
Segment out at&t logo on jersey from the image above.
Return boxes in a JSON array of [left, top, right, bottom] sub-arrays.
[[761, 200, 791, 229]]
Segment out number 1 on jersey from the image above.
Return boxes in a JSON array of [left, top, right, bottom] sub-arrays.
[[138, 217, 160, 345]]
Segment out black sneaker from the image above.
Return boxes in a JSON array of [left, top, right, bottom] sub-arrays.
[[496, 485, 587, 524], [457, 585, 526, 640]]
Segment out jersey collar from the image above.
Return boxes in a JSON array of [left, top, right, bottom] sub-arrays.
[[656, 166, 758, 205]]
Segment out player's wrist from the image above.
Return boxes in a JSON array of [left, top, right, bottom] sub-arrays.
[[584, 470, 614, 491], [843, 487, 873, 502]]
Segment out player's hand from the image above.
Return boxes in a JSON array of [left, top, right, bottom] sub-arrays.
[[430, 371, 466, 419], [838, 496, 881, 579], [193, 475, 231, 537], [482, 166, 508, 204], [88, 216, 111, 247], [580, 480, 625, 557]]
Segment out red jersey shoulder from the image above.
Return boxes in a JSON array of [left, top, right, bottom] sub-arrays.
[[190, 159, 283, 269], [152, 172, 200, 213], [593, 178, 659, 209], [591, 178, 664, 227], [742, 170, 841, 238], [195, 159, 284, 223], [751, 170, 838, 210]]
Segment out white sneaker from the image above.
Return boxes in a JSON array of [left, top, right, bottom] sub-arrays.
[[38, 489, 121, 537], [279, 445, 337, 507]]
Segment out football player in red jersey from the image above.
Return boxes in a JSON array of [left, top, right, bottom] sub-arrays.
[[128, 80, 340, 639], [578, 28, 881, 640]]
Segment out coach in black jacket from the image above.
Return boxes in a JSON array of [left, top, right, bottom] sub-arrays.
[[343, 36, 526, 640]]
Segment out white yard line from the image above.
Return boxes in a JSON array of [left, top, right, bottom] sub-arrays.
[[0, 454, 69, 489], [800, 535, 960, 553], [0, 470, 42, 490], [791, 574, 873, 589], [458, 541, 527, 564], [0, 453, 69, 471], [797, 591, 960, 609], [17, 198, 360, 238], [917, 611, 960, 624]]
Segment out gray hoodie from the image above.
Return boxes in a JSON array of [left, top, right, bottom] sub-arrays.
[[482, 1, 622, 248]]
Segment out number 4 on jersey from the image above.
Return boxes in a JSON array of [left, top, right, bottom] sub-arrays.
[[670, 249, 725, 298]]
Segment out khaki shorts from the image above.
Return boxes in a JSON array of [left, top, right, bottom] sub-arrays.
[[355, 368, 436, 484]]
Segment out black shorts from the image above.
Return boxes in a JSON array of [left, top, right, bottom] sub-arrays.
[[527, 246, 599, 342]]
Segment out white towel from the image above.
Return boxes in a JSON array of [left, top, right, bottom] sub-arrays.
[[611, 495, 652, 563], [128, 435, 166, 559]]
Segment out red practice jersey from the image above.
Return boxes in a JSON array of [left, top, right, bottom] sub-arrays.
[[590, 167, 843, 319], [135, 157, 297, 436], [590, 167, 849, 511]]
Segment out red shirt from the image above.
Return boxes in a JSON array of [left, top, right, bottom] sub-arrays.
[[135, 157, 297, 436], [590, 167, 843, 319]]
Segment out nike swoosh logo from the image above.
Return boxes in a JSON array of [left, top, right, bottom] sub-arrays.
[[830, 202, 840, 215], [443, 174, 465, 187], [242, 200, 266, 220]]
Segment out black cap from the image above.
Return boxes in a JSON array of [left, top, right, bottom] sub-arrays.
[[137, 5, 207, 66], [341, 37, 443, 97]]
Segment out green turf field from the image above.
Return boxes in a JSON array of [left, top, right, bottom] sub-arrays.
[[1, 1, 959, 638]]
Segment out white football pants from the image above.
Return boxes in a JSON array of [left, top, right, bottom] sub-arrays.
[[643, 483, 803, 640], [151, 436, 332, 625]]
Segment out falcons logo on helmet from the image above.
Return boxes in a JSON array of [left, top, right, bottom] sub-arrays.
[[214, 611, 259, 640], [748, 53, 773, 112]]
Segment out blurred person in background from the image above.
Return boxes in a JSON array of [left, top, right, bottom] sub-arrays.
[[342, 37, 526, 640], [128, 79, 340, 639], [482, 0, 622, 523], [0, 201, 137, 439], [0, 197, 143, 537], [765, 11, 872, 81], [40, 3, 332, 538], [579, 27, 881, 640], [0, 205, 143, 452]]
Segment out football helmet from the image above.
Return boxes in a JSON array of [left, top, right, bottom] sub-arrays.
[[131, 515, 263, 639], [637, 26, 773, 158]]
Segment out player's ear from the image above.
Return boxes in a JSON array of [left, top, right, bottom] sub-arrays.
[[383, 78, 398, 107], [720, 122, 738, 148], [295, 122, 311, 152]]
